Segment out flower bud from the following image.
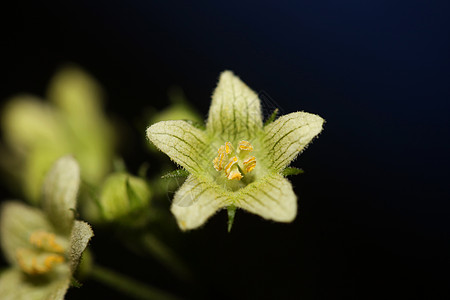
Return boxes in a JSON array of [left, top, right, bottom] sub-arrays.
[[99, 172, 152, 222]]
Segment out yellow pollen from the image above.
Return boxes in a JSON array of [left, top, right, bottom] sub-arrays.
[[214, 145, 228, 171], [224, 156, 238, 175], [225, 142, 233, 154], [243, 156, 256, 173], [29, 231, 64, 253], [213, 140, 256, 180], [16, 248, 65, 275], [228, 170, 243, 180], [217, 145, 225, 155], [213, 157, 221, 171], [44, 254, 64, 269], [15, 230, 67, 275], [238, 140, 253, 151]]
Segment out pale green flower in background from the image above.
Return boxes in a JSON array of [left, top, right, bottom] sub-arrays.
[[0, 156, 94, 300], [147, 71, 324, 230], [0, 65, 115, 204], [149, 86, 203, 125], [146, 86, 203, 158]]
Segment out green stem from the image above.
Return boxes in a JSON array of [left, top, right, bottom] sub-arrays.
[[141, 233, 191, 281], [90, 265, 182, 300]]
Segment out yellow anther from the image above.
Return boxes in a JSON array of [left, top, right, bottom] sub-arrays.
[[213, 157, 221, 171], [225, 142, 233, 154], [213, 153, 226, 171], [227, 169, 243, 180], [16, 248, 64, 275], [243, 156, 256, 173], [217, 145, 226, 155], [224, 156, 238, 175], [238, 140, 253, 151], [214, 145, 228, 171], [214, 141, 256, 180], [29, 231, 65, 253], [246, 165, 256, 173], [44, 254, 64, 269]]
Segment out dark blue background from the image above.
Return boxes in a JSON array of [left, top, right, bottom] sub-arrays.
[[1, 1, 449, 299]]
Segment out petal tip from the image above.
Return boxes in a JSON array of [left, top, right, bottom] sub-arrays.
[[219, 70, 235, 79]]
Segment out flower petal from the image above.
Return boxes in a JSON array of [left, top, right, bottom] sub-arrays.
[[42, 156, 80, 234], [24, 146, 70, 205], [206, 71, 263, 141], [0, 268, 70, 300], [0, 202, 54, 266], [47, 279, 71, 300], [47, 65, 103, 119], [263, 111, 324, 172], [147, 120, 211, 175], [171, 175, 229, 230], [235, 174, 297, 222], [0, 96, 63, 151], [68, 221, 94, 273], [48, 66, 115, 186]]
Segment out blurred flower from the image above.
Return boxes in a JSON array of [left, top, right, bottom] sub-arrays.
[[147, 71, 324, 230], [0, 156, 94, 299], [1, 65, 114, 204], [146, 86, 203, 157], [149, 86, 203, 125], [98, 172, 152, 223]]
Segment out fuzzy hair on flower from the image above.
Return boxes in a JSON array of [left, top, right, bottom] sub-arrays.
[[147, 71, 324, 231], [0, 156, 93, 300]]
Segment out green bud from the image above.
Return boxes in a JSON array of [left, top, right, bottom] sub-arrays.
[[150, 86, 203, 125], [99, 173, 152, 221]]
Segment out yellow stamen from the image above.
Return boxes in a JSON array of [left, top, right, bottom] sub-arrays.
[[243, 156, 256, 173], [227, 170, 243, 180], [213, 157, 221, 171], [16, 248, 64, 275], [213, 145, 227, 171], [224, 156, 238, 175], [44, 254, 64, 269], [217, 145, 225, 155], [225, 142, 233, 154], [238, 140, 253, 151], [213, 141, 256, 180], [29, 231, 64, 253]]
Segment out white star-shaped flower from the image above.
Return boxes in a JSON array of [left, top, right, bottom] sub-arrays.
[[147, 71, 324, 230]]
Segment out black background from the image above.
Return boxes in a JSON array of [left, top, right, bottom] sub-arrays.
[[1, 1, 449, 299]]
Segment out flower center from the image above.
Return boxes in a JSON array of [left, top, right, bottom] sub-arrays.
[[213, 140, 256, 180], [16, 230, 66, 275]]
